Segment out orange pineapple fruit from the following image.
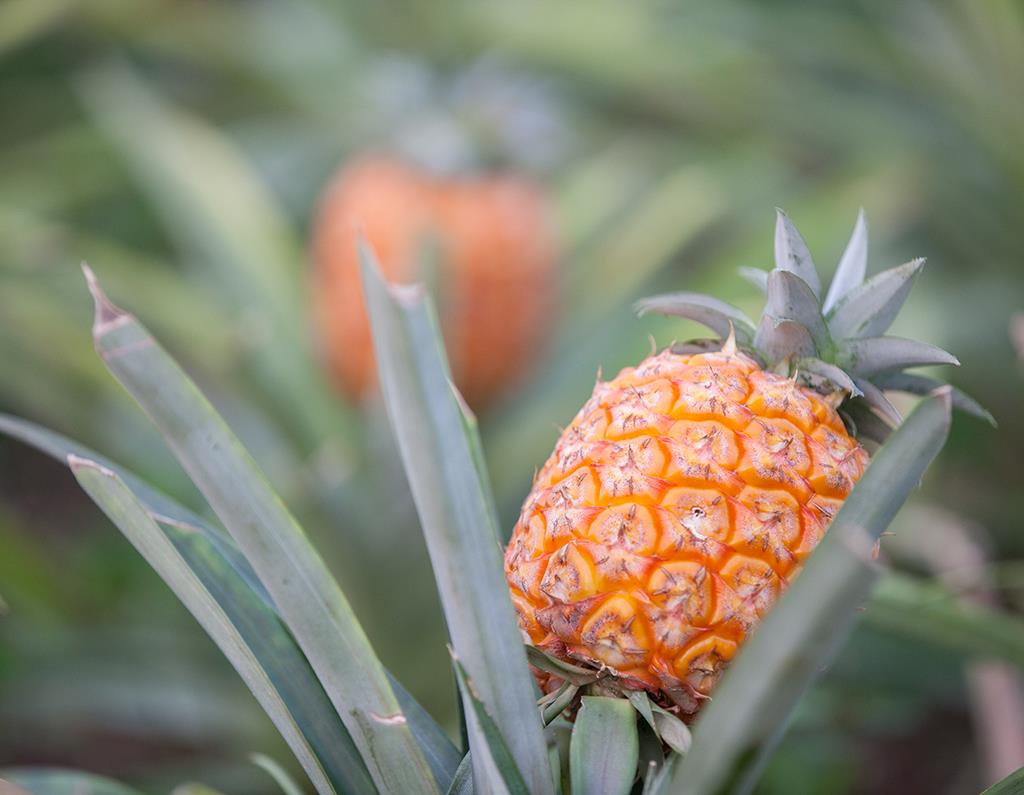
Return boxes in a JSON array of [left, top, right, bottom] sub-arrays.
[[506, 210, 989, 714], [312, 154, 557, 409]]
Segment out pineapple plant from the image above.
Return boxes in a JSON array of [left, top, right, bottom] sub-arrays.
[[0, 210, 1001, 795], [506, 209, 990, 717], [311, 153, 558, 408]]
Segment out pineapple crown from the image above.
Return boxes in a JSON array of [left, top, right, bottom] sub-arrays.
[[637, 209, 993, 442]]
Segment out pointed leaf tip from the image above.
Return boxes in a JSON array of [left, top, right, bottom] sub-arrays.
[[66, 453, 115, 478], [81, 263, 128, 336], [357, 237, 426, 308], [773, 209, 821, 297], [823, 210, 869, 313]]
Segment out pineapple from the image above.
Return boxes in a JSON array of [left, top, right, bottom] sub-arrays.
[[312, 153, 558, 408], [505, 210, 988, 715], [0, 209, 976, 794]]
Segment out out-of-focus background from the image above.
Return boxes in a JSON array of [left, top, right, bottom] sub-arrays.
[[1, 1, 1022, 793]]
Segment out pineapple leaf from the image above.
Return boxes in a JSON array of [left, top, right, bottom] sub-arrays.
[[250, 754, 306, 795], [526, 646, 603, 686], [851, 378, 903, 427], [570, 697, 640, 795], [754, 317, 816, 365], [650, 704, 692, 756], [658, 390, 952, 795], [360, 243, 555, 795], [68, 457, 369, 795], [445, 755, 473, 795], [866, 573, 1024, 669], [737, 266, 769, 293], [822, 208, 868, 313], [541, 682, 580, 725], [0, 770, 145, 795], [982, 767, 1024, 795], [626, 692, 692, 756], [77, 62, 354, 453], [773, 209, 821, 297], [81, 267, 439, 795], [763, 269, 831, 353], [634, 292, 755, 344], [841, 402, 893, 445], [838, 336, 959, 377], [451, 658, 532, 795], [826, 258, 925, 339], [794, 358, 862, 397], [0, 414, 460, 793], [873, 372, 996, 426], [638, 723, 667, 793]]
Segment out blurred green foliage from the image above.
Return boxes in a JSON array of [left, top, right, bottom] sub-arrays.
[[1, 1, 1022, 793]]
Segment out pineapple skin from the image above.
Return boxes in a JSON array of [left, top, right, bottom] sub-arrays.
[[505, 348, 868, 713], [311, 154, 558, 409]]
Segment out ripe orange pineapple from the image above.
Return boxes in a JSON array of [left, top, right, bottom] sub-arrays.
[[506, 210, 989, 715], [312, 154, 557, 409]]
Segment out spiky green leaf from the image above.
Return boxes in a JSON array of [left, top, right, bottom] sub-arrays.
[[250, 754, 307, 795], [658, 391, 952, 795], [0, 770, 144, 795], [570, 697, 639, 795], [445, 756, 473, 795], [68, 457, 372, 795], [822, 208, 868, 313], [77, 61, 352, 453], [827, 258, 925, 339], [541, 682, 580, 725], [763, 269, 831, 352], [360, 243, 554, 795], [838, 336, 959, 377], [841, 402, 893, 445], [867, 573, 1024, 668], [651, 703, 692, 756], [526, 646, 603, 686], [981, 766, 1024, 794], [82, 267, 438, 795], [851, 378, 902, 427], [754, 317, 816, 365], [635, 292, 755, 343], [873, 372, 995, 425], [794, 358, 861, 397], [773, 209, 820, 296], [737, 266, 768, 293], [0, 414, 459, 793], [451, 658, 532, 795]]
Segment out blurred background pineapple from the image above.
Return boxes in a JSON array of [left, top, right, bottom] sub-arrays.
[[1, 1, 1022, 793]]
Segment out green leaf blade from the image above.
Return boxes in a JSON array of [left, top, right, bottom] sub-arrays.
[[826, 258, 925, 339], [822, 208, 868, 313], [981, 766, 1024, 794], [570, 697, 639, 795], [69, 456, 369, 795], [1, 769, 146, 795], [360, 244, 554, 795], [0, 413, 459, 793], [634, 292, 756, 343], [82, 268, 439, 795], [773, 210, 821, 297]]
